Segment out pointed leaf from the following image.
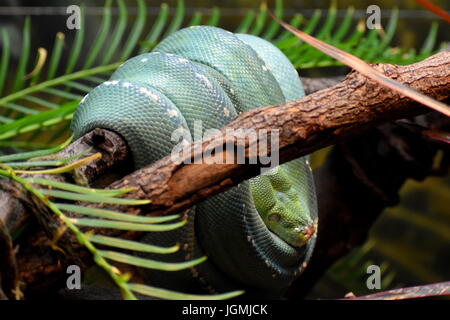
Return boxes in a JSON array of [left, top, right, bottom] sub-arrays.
[[99, 250, 206, 271], [40, 189, 150, 205], [128, 283, 243, 300], [71, 218, 185, 232], [272, 14, 450, 117], [56, 203, 179, 224], [87, 235, 180, 254]]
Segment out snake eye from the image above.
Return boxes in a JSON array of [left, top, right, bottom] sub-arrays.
[[268, 213, 280, 222]]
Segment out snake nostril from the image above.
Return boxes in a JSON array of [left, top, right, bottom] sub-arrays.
[[304, 224, 315, 238], [296, 224, 315, 245]]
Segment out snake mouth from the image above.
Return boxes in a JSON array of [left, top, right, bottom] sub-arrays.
[[269, 223, 316, 248], [292, 224, 316, 247]]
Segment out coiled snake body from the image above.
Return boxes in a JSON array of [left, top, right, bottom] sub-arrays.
[[71, 26, 317, 298]]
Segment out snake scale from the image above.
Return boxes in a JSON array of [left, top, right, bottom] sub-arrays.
[[71, 26, 318, 298]]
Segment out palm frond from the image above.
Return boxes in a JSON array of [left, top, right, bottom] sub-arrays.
[[0, 0, 444, 148], [273, 13, 450, 117], [0, 144, 243, 300], [326, 241, 397, 295]]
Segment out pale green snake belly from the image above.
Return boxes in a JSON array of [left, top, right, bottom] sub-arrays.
[[71, 26, 318, 298]]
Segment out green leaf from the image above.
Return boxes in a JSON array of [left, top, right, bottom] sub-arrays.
[[163, 0, 185, 38], [420, 21, 439, 56], [0, 63, 119, 109], [127, 283, 243, 300], [43, 88, 83, 100], [0, 101, 77, 140], [102, 0, 128, 64], [0, 137, 71, 162], [0, 29, 10, 96], [47, 32, 65, 80], [207, 7, 220, 27], [87, 235, 180, 254], [331, 6, 354, 44], [83, 0, 112, 69], [120, 0, 146, 60], [57, 203, 179, 224], [275, 13, 303, 42], [65, 5, 86, 74], [12, 17, 31, 92], [139, 3, 169, 53], [188, 11, 203, 27], [40, 189, 151, 205], [3, 103, 38, 115], [235, 10, 256, 34], [99, 250, 206, 271], [250, 2, 268, 36], [27, 177, 133, 196], [262, 0, 283, 40], [70, 218, 185, 232]]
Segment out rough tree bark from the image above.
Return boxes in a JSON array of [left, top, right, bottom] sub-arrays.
[[0, 52, 449, 299], [81, 52, 450, 217]]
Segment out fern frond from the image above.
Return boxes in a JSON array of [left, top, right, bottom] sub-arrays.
[[0, 29, 10, 96], [87, 235, 180, 254], [326, 240, 397, 294], [0, 0, 443, 147], [56, 203, 179, 223], [0, 135, 72, 162], [0, 149, 243, 300], [12, 17, 30, 93]]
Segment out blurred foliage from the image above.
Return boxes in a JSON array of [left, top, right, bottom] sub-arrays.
[[307, 160, 450, 299], [0, 140, 243, 300], [0, 0, 445, 149]]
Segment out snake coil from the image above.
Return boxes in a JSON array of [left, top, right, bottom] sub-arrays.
[[71, 26, 317, 298]]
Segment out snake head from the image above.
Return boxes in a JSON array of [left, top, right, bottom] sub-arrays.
[[265, 205, 315, 247], [293, 224, 316, 246], [250, 163, 317, 248]]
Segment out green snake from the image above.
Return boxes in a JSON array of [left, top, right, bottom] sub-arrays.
[[71, 26, 318, 297]]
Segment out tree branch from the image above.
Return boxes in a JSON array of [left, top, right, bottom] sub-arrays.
[[93, 52, 450, 218], [300, 76, 345, 95]]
